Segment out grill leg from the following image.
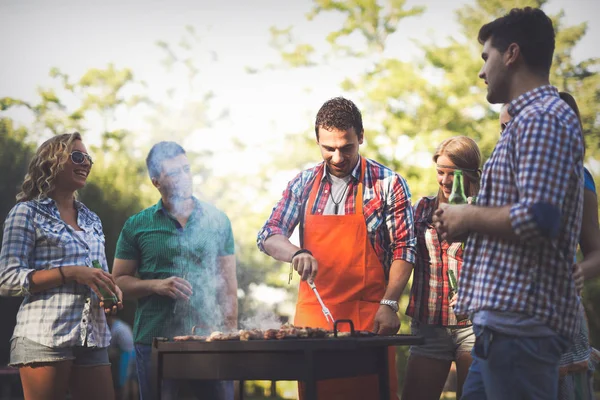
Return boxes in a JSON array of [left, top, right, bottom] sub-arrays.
[[151, 344, 161, 400], [378, 347, 390, 400], [304, 350, 317, 400]]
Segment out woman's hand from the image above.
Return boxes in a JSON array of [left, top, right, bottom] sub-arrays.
[[573, 263, 584, 294], [101, 284, 124, 315], [64, 266, 119, 305]]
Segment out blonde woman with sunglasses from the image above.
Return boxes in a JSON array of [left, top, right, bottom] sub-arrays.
[[0, 132, 123, 400]]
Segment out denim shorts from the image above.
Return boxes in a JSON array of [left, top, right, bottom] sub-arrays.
[[409, 320, 475, 361], [9, 337, 110, 367]]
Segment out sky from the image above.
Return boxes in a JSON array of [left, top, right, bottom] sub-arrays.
[[2, 0, 598, 160]]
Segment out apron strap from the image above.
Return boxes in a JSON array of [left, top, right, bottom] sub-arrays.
[[305, 157, 366, 215]]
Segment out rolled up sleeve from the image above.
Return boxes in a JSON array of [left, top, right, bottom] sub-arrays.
[[509, 113, 578, 241], [257, 171, 306, 254], [387, 174, 416, 264], [0, 203, 36, 296]]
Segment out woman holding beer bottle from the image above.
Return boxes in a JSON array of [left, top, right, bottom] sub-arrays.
[[403, 136, 482, 400], [0, 133, 122, 400]]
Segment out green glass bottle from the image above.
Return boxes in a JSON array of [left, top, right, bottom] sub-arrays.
[[447, 269, 467, 322], [92, 260, 118, 305], [448, 170, 468, 205]]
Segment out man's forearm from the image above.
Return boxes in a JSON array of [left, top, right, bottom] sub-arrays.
[[383, 260, 413, 301], [263, 234, 300, 263], [115, 275, 158, 299], [467, 205, 518, 241]]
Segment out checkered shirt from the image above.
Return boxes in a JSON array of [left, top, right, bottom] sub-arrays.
[[257, 156, 416, 277], [406, 196, 469, 326], [455, 85, 584, 339], [0, 198, 111, 348]]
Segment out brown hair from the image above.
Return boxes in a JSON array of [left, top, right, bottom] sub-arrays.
[[17, 132, 82, 202], [433, 136, 482, 204], [314, 97, 363, 139], [478, 7, 555, 77]]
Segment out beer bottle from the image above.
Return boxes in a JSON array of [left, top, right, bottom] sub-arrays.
[[449, 169, 467, 205], [92, 260, 118, 306], [447, 269, 468, 322]]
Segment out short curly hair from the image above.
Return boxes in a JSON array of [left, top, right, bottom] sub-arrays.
[[478, 7, 555, 76], [314, 97, 363, 139], [17, 132, 82, 202]]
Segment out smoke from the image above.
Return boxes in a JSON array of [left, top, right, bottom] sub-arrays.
[[169, 207, 233, 335], [239, 308, 282, 331], [150, 142, 237, 336]]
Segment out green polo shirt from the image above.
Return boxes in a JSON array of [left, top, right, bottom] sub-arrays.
[[115, 198, 235, 344]]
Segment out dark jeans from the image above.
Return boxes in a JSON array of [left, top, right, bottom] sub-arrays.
[[461, 325, 569, 400], [135, 343, 234, 400]]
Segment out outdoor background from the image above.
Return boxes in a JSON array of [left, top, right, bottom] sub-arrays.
[[1, 0, 599, 398]]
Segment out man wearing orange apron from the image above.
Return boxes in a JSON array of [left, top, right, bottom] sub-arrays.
[[257, 97, 416, 400]]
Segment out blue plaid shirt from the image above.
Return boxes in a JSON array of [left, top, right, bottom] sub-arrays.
[[456, 85, 584, 339], [0, 198, 111, 348]]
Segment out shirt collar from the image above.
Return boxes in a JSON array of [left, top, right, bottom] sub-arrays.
[[321, 156, 362, 183], [38, 196, 84, 211], [507, 84, 558, 120], [154, 197, 202, 216]]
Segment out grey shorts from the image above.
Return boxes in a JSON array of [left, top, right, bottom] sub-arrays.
[[409, 320, 475, 362], [9, 337, 110, 367]]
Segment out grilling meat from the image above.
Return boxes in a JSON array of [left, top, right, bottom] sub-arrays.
[[239, 329, 263, 341], [263, 329, 278, 340], [173, 324, 375, 341], [173, 335, 207, 341], [206, 331, 241, 342]]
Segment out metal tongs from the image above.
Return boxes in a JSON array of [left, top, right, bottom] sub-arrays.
[[308, 280, 334, 326]]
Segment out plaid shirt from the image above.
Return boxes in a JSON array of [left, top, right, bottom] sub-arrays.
[[406, 196, 469, 326], [455, 85, 584, 339], [257, 156, 416, 277], [0, 198, 111, 348]]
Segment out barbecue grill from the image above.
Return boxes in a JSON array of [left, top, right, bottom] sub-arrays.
[[152, 320, 424, 400]]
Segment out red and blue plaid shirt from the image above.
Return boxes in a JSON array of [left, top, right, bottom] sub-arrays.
[[257, 156, 416, 277], [406, 196, 470, 326], [455, 85, 585, 339]]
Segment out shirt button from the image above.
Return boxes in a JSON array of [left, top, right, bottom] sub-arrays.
[[318, 209, 322, 212], [325, 190, 328, 193], [82, 319, 87, 323]]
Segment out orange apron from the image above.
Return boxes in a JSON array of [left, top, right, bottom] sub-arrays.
[[294, 157, 398, 400]]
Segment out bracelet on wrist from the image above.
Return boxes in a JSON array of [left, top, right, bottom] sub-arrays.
[[291, 249, 312, 261]]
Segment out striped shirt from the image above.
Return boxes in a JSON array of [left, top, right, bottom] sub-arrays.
[[406, 196, 469, 326], [115, 198, 235, 345], [0, 198, 110, 348], [455, 85, 584, 339], [257, 156, 416, 276]]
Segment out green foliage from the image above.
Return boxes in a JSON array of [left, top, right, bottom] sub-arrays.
[[0, 119, 35, 237]]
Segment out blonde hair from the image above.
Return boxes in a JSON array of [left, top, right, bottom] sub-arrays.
[[433, 136, 482, 204], [17, 132, 82, 202]]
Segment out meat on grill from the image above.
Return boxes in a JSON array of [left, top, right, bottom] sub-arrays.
[[206, 331, 241, 342], [173, 324, 375, 341], [173, 335, 207, 341], [239, 329, 263, 341]]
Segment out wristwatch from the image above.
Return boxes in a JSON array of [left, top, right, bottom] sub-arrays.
[[380, 299, 399, 313]]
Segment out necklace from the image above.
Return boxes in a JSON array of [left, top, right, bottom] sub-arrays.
[[330, 180, 350, 215]]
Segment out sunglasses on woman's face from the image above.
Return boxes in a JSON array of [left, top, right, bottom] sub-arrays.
[[70, 151, 94, 165]]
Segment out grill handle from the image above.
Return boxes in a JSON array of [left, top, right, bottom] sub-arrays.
[[333, 319, 355, 337]]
